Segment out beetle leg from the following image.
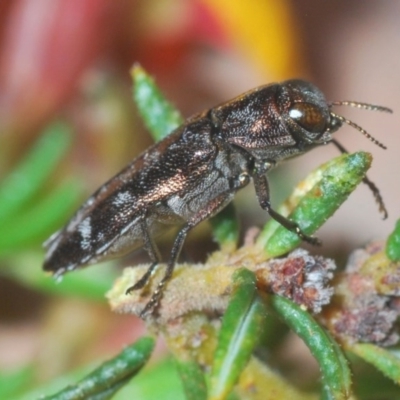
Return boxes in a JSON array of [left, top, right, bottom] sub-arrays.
[[126, 216, 161, 293], [139, 190, 237, 318], [331, 139, 387, 219], [253, 173, 321, 245]]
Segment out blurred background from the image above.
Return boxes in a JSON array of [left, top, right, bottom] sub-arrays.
[[0, 1, 399, 398]]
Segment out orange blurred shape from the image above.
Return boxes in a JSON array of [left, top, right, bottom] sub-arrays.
[[0, 0, 118, 138], [199, 0, 307, 80]]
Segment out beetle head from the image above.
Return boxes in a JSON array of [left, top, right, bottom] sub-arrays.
[[213, 79, 389, 162]]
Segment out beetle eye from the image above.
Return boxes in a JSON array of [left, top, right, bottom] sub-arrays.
[[289, 103, 327, 133]]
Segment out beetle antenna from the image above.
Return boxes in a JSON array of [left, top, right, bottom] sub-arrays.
[[329, 111, 387, 149], [330, 101, 392, 114]]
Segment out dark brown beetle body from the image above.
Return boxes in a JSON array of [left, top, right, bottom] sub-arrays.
[[43, 79, 390, 316]]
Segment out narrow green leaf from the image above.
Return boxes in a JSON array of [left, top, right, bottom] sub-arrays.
[[18, 358, 184, 400], [132, 64, 183, 141], [0, 179, 82, 253], [0, 122, 72, 223], [271, 295, 352, 400], [174, 358, 207, 400], [209, 268, 266, 400], [42, 337, 155, 400], [210, 203, 239, 248], [386, 219, 400, 261], [350, 343, 400, 385], [258, 152, 372, 258]]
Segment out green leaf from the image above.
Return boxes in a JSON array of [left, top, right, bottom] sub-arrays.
[[132, 64, 183, 141], [258, 152, 372, 257], [0, 179, 82, 254], [349, 343, 400, 385], [209, 269, 266, 400], [174, 358, 207, 400], [271, 295, 352, 400], [0, 122, 72, 224], [42, 336, 155, 400], [18, 358, 184, 400], [386, 219, 400, 261]]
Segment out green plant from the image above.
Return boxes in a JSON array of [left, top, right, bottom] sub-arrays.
[[2, 66, 400, 400]]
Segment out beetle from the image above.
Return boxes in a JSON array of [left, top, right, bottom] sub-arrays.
[[43, 79, 391, 317]]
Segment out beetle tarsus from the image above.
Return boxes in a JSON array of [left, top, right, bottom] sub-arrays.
[[331, 139, 388, 219], [139, 285, 163, 317], [362, 175, 388, 220], [126, 261, 159, 293], [295, 226, 322, 246]]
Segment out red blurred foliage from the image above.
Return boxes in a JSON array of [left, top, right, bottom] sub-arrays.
[[0, 0, 228, 146], [0, 0, 126, 139]]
